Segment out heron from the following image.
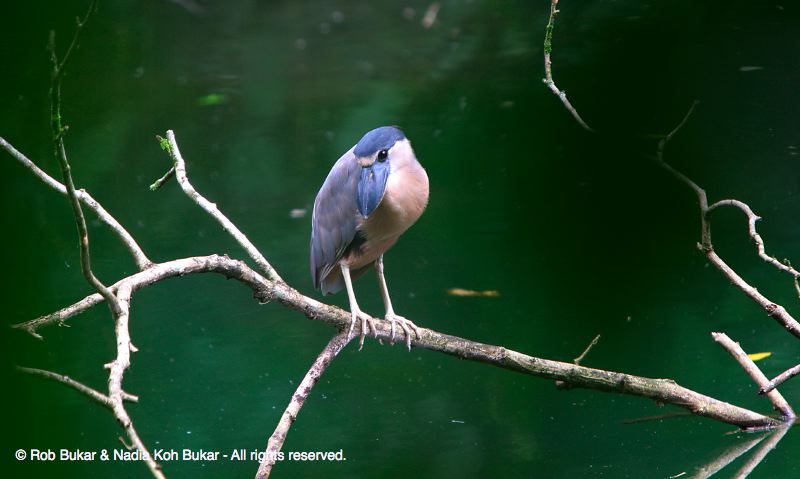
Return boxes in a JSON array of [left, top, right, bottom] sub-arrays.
[[310, 126, 429, 350]]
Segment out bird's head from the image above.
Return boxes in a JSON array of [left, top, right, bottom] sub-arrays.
[[354, 126, 409, 168], [353, 126, 416, 217]]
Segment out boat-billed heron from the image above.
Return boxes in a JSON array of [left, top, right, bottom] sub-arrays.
[[310, 126, 429, 349]]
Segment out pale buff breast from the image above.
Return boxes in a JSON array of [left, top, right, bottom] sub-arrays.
[[343, 160, 429, 270]]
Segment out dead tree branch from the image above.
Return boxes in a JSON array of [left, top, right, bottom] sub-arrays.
[[542, 0, 593, 132], [22, 8, 166, 477], [16, 366, 114, 408], [154, 131, 283, 283], [655, 116, 800, 340], [48, 4, 122, 318], [10, 249, 778, 430], [711, 333, 795, 419], [0, 137, 152, 272], [555, 333, 600, 388], [760, 363, 800, 395], [542, 2, 799, 427], [255, 332, 352, 479], [104, 281, 166, 479]]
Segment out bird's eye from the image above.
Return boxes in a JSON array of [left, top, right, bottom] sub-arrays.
[[377, 150, 388, 162]]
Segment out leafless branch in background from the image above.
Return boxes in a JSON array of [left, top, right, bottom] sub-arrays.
[[543, 2, 800, 400], [655, 118, 800, 341], [255, 333, 352, 479], [155, 131, 283, 283], [16, 366, 115, 408], [760, 363, 800, 395], [711, 333, 795, 419], [542, 0, 593, 132], [16, 6, 166, 477], [0, 137, 152, 272]]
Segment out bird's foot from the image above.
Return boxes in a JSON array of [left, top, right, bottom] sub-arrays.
[[347, 309, 378, 350], [385, 312, 421, 351]]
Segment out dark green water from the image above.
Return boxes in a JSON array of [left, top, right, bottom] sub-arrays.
[[2, 1, 799, 477]]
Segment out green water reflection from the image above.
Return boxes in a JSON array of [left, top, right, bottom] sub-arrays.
[[2, 1, 799, 477]]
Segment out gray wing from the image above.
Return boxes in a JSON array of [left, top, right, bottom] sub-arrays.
[[310, 146, 359, 294]]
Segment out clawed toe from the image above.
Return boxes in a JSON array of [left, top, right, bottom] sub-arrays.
[[347, 310, 377, 350], [386, 313, 420, 351], [348, 310, 421, 351]]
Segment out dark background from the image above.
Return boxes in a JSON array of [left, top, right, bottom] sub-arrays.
[[1, 0, 799, 477]]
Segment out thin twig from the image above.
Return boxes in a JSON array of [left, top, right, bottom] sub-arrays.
[[52, 1, 97, 77], [708, 198, 800, 280], [41, 10, 165, 478], [255, 332, 352, 479], [13, 253, 776, 429], [542, 0, 593, 132], [555, 333, 600, 388], [0, 137, 152, 271], [711, 333, 794, 420], [760, 362, 800, 395], [48, 7, 121, 317], [573, 333, 601, 365], [655, 105, 800, 340], [17, 366, 113, 407], [155, 131, 283, 283], [149, 166, 175, 190]]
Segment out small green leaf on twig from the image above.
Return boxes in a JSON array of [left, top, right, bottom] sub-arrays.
[[156, 135, 172, 154]]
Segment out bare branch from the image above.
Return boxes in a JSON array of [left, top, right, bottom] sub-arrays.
[[37, 13, 165, 478], [542, 0, 593, 132], [49, 11, 122, 318], [760, 362, 800, 395], [708, 199, 800, 279], [0, 137, 152, 271], [707, 251, 800, 339], [13, 253, 776, 429], [555, 333, 600, 388], [155, 131, 283, 283], [52, 139, 122, 317], [104, 282, 166, 479], [17, 366, 112, 408], [573, 333, 601, 366], [149, 165, 175, 191], [51, 1, 97, 78], [655, 106, 800, 340], [711, 332, 795, 419], [255, 332, 352, 479]]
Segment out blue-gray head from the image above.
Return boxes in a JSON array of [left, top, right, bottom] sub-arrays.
[[354, 126, 411, 217]]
